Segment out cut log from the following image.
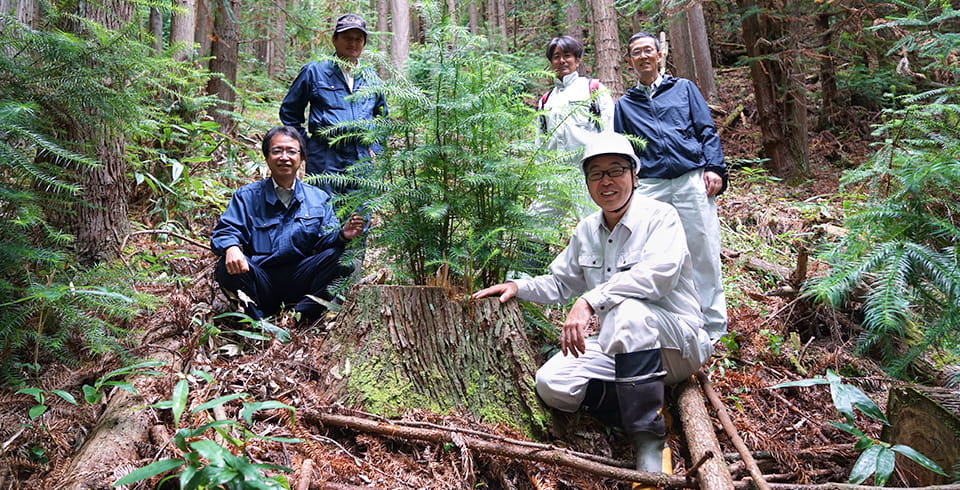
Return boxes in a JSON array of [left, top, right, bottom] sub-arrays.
[[676, 375, 735, 490], [315, 285, 548, 437], [51, 325, 183, 489], [883, 385, 960, 486]]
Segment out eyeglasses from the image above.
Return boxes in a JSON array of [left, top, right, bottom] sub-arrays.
[[269, 147, 301, 157], [586, 166, 632, 182], [630, 47, 657, 57]]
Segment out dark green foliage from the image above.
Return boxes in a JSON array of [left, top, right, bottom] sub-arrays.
[[806, 4, 960, 376], [0, 8, 210, 383], [335, 13, 582, 290]]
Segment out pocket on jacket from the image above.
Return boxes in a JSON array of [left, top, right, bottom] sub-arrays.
[[616, 250, 643, 271], [316, 85, 345, 110], [578, 253, 603, 284], [252, 218, 279, 254], [293, 215, 323, 252]]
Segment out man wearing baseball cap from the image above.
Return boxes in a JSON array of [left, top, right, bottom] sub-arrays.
[[280, 13, 388, 195], [474, 132, 714, 480]]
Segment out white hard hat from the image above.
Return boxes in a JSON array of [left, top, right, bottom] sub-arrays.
[[579, 132, 640, 172]]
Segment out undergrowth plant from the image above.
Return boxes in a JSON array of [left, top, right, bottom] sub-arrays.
[[805, 3, 960, 377], [334, 9, 579, 290], [772, 370, 946, 485], [116, 370, 297, 489]]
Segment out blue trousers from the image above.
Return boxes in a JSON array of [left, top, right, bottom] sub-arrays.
[[215, 248, 351, 321]]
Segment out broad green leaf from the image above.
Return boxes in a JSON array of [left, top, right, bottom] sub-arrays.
[[849, 444, 882, 484], [172, 379, 189, 427], [769, 377, 829, 389], [834, 383, 888, 423], [892, 445, 948, 476], [193, 393, 248, 413], [191, 370, 215, 384], [828, 421, 865, 439], [189, 439, 228, 466], [28, 404, 47, 419], [258, 319, 290, 343], [241, 400, 295, 426], [50, 390, 77, 405], [232, 329, 271, 341], [16, 387, 44, 400], [874, 446, 895, 486], [113, 458, 184, 486], [82, 385, 102, 404], [103, 380, 137, 395]]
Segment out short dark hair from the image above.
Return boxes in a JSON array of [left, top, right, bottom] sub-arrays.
[[262, 126, 306, 158], [545, 36, 584, 61], [627, 32, 660, 53]]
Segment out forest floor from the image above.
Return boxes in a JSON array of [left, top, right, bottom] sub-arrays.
[[0, 68, 936, 489]]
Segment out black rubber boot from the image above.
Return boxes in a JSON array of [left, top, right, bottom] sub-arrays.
[[581, 379, 620, 428], [614, 349, 668, 474]]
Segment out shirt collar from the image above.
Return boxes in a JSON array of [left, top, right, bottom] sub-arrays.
[[555, 71, 580, 89], [638, 74, 663, 92], [272, 177, 294, 192]]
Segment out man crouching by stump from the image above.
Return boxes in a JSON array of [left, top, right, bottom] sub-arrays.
[[211, 125, 365, 326], [473, 132, 714, 478]]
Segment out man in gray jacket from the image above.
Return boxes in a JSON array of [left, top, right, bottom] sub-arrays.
[[474, 132, 713, 477]]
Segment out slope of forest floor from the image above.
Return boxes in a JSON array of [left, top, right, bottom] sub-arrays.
[[0, 68, 929, 489]]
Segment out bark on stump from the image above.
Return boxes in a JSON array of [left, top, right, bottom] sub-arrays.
[[315, 285, 548, 437], [883, 385, 960, 486]]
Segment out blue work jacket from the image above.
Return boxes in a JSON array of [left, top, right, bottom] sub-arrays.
[[211, 179, 344, 269], [279, 58, 387, 176], [614, 76, 728, 194]]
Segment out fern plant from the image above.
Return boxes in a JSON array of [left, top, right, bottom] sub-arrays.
[[0, 7, 225, 383], [805, 5, 960, 376], [334, 9, 581, 290]]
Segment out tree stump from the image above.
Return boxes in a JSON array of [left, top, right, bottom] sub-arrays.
[[314, 285, 549, 437], [883, 385, 960, 486]]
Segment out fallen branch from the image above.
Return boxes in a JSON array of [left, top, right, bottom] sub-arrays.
[[337, 407, 633, 469], [735, 483, 960, 490], [121, 229, 212, 254], [697, 371, 771, 490], [676, 376, 735, 489], [301, 409, 694, 488]]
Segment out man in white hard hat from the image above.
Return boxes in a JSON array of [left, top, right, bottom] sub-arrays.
[[474, 132, 714, 478]]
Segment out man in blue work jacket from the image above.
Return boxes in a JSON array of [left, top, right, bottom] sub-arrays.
[[279, 13, 388, 194], [614, 31, 729, 341], [211, 126, 365, 324]]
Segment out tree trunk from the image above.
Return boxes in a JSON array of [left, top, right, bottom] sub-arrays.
[[376, 0, 389, 77], [666, 1, 717, 102], [170, 0, 197, 60], [468, 0, 479, 35], [738, 0, 808, 182], [316, 285, 549, 438], [206, 0, 240, 132], [69, 0, 133, 265], [0, 0, 40, 28], [817, 10, 838, 130], [589, 0, 624, 97], [252, 0, 286, 79], [195, 0, 213, 60], [487, 0, 506, 42], [148, 7, 164, 54], [75, 128, 129, 265], [390, 0, 410, 70], [565, 0, 582, 40], [268, 0, 286, 79]]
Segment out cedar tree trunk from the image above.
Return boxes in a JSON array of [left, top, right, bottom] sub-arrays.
[[315, 285, 549, 438]]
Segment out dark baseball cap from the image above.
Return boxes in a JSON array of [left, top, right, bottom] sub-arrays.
[[334, 14, 368, 35]]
